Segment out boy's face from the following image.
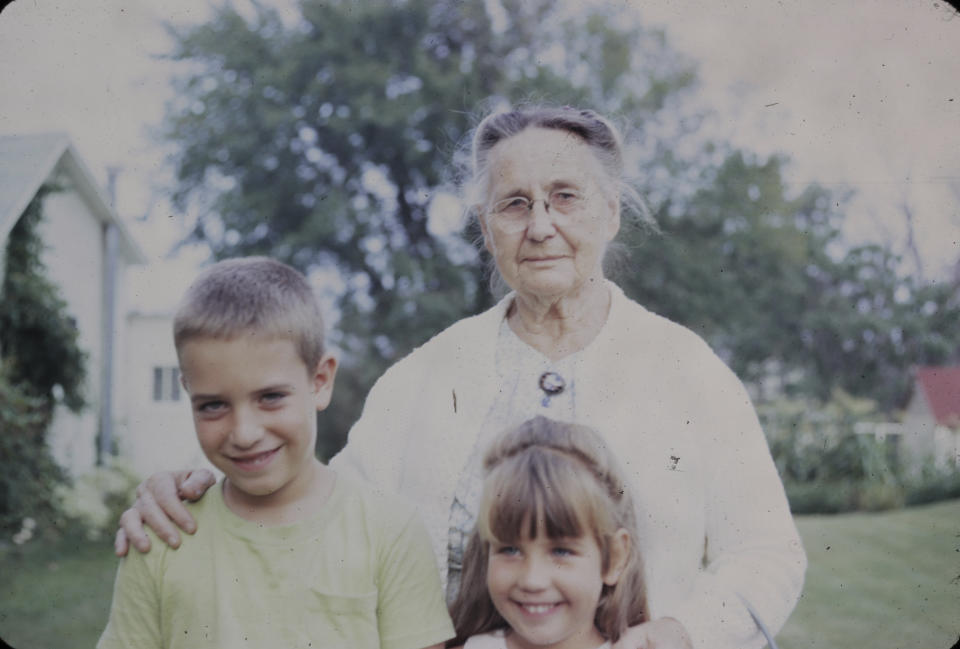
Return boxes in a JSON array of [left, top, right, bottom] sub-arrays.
[[178, 334, 336, 508]]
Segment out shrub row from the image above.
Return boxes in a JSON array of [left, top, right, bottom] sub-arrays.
[[760, 393, 960, 514]]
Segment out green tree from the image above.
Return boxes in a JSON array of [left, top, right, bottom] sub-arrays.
[[800, 244, 960, 408], [0, 187, 87, 533], [0, 187, 87, 413], [162, 0, 697, 457], [623, 151, 960, 410], [623, 152, 835, 386], [0, 363, 62, 535], [160, 0, 960, 456]]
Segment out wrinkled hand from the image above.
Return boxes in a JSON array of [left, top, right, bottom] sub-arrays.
[[612, 617, 694, 649], [114, 468, 217, 556]]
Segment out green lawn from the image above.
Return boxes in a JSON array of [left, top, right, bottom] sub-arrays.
[[0, 534, 118, 648], [2, 500, 958, 649], [778, 498, 960, 649]]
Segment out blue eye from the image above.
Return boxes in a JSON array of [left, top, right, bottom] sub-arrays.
[[551, 546, 574, 558], [496, 545, 520, 556], [258, 391, 289, 409], [196, 400, 226, 417]]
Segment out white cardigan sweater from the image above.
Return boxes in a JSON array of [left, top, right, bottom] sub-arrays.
[[330, 282, 806, 649]]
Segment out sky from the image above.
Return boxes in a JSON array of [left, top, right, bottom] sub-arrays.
[[1, 0, 958, 312]]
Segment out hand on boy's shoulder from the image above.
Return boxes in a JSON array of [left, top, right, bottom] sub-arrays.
[[132, 494, 212, 555], [115, 468, 217, 557]]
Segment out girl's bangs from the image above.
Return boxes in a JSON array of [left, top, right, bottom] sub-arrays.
[[480, 449, 608, 543]]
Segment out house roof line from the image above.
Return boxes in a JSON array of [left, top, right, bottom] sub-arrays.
[[0, 132, 147, 264], [0, 132, 69, 244], [915, 366, 960, 428]]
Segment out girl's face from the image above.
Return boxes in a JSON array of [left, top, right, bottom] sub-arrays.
[[486, 525, 625, 649]]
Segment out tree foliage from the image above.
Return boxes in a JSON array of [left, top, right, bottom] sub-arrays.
[[622, 151, 960, 410], [0, 187, 88, 533], [0, 362, 61, 535], [0, 186, 87, 412], [161, 0, 960, 456], [162, 0, 697, 456]]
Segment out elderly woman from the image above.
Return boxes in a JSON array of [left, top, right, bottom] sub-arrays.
[[118, 106, 806, 649]]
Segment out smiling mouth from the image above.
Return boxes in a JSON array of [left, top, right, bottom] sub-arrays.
[[515, 602, 560, 615], [228, 447, 280, 471]]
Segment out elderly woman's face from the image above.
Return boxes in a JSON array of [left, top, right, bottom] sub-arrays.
[[479, 127, 620, 302]]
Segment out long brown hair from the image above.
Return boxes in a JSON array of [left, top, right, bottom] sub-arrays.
[[448, 416, 647, 646]]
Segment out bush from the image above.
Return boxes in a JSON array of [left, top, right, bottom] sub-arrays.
[[53, 459, 142, 540], [0, 363, 64, 536], [784, 480, 907, 514], [784, 481, 858, 514], [1, 186, 90, 541], [903, 468, 960, 506], [762, 391, 910, 513], [855, 481, 906, 511], [0, 186, 87, 412], [761, 391, 899, 481]]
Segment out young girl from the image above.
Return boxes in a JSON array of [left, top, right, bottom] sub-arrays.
[[448, 416, 647, 649]]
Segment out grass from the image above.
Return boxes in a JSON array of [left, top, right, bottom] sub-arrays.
[[0, 533, 118, 649], [778, 498, 960, 649], [1, 501, 958, 649]]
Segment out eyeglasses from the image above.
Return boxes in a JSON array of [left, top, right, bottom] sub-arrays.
[[487, 189, 588, 232]]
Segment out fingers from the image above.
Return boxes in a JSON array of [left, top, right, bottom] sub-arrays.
[[117, 506, 157, 555], [114, 469, 213, 555], [177, 469, 217, 502], [134, 481, 183, 545], [140, 472, 194, 538], [114, 527, 130, 557]]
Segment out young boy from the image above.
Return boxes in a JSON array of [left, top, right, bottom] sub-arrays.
[[98, 257, 454, 649]]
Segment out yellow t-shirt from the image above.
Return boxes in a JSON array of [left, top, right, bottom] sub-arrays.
[[98, 476, 454, 649]]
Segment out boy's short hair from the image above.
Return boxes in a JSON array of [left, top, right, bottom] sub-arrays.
[[174, 257, 325, 371]]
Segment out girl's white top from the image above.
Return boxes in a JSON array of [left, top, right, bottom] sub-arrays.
[[463, 629, 611, 649]]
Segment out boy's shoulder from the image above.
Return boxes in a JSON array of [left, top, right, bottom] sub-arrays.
[[149, 476, 423, 557], [146, 484, 221, 547], [333, 473, 422, 531]]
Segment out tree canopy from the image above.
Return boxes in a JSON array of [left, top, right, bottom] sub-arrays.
[[160, 0, 959, 456], [0, 186, 86, 533], [622, 151, 960, 406], [0, 186, 87, 414]]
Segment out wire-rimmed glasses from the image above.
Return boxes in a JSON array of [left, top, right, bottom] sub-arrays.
[[486, 188, 589, 232]]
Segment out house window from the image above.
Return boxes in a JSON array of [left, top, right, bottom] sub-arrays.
[[152, 366, 181, 402]]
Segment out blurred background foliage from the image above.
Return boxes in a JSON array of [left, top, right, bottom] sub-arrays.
[[0, 361, 61, 535], [760, 391, 960, 513], [0, 188, 88, 536], [157, 0, 960, 461], [0, 187, 87, 415]]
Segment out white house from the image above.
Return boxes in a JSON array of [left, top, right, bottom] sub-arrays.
[[0, 132, 146, 477], [117, 309, 212, 477], [901, 366, 960, 471]]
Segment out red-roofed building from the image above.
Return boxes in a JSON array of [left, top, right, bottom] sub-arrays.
[[901, 366, 960, 470]]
